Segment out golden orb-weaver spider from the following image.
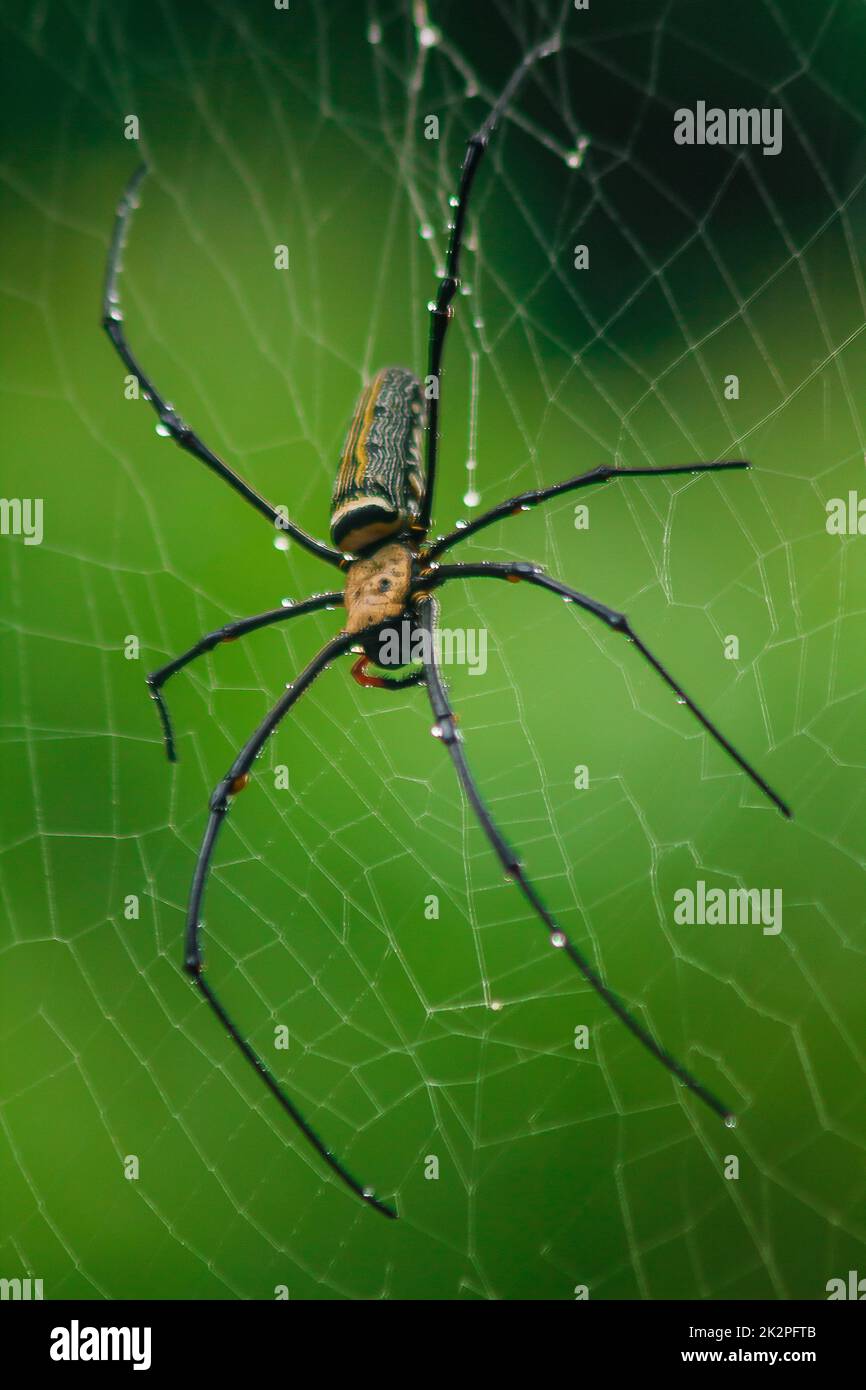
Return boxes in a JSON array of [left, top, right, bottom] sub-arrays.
[[102, 39, 790, 1220]]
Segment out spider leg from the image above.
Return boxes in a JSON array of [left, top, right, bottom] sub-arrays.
[[414, 593, 736, 1124], [184, 627, 397, 1220], [102, 164, 343, 570], [426, 460, 751, 560], [147, 591, 343, 762], [430, 561, 791, 818], [418, 36, 559, 532]]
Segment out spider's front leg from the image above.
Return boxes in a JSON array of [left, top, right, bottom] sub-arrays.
[[182, 625, 396, 1220], [413, 591, 737, 1125], [146, 592, 343, 761]]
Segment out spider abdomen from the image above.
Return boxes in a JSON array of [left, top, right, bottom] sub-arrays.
[[330, 366, 425, 553]]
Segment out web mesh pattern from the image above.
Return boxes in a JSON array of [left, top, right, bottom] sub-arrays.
[[1, 0, 865, 1299]]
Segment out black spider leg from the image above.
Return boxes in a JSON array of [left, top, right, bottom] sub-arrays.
[[147, 591, 343, 762], [418, 36, 559, 532], [414, 593, 735, 1125], [102, 163, 343, 570], [426, 460, 751, 561], [430, 562, 792, 818], [184, 627, 397, 1220]]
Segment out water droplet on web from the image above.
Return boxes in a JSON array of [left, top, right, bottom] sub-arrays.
[[455, 519, 468, 530], [420, 223, 433, 240], [465, 83, 478, 98], [463, 489, 480, 507], [676, 695, 686, 705], [155, 423, 170, 437], [427, 299, 436, 313], [724, 1114, 737, 1130], [273, 535, 290, 551], [489, 999, 503, 1012], [565, 137, 590, 169], [460, 283, 472, 296], [281, 598, 294, 608], [362, 1186, 375, 1198], [449, 195, 459, 208], [430, 723, 444, 738], [367, 22, 382, 44], [466, 458, 477, 473], [550, 932, 566, 949], [418, 24, 440, 48]]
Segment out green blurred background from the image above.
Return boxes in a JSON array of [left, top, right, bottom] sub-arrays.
[[2, 0, 865, 1299]]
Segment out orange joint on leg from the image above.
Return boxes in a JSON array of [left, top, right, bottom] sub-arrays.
[[351, 655, 389, 689], [506, 573, 522, 583], [230, 773, 250, 794]]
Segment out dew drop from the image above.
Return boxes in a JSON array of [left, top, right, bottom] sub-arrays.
[[676, 696, 686, 705], [280, 598, 294, 608], [430, 723, 444, 738], [273, 535, 290, 551], [418, 23, 440, 48], [362, 1186, 375, 1198], [489, 999, 503, 1012], [550, 932, 566, 949], [367, 22, 381, 44], [426, 299, 436, 313], [463, 489, 480, 507], [724, 1114, 737, 1130], [449, 195, 459, 208], [565, 137, 590, 170], [460, 282, 472, 296], [155, 422, 171, 437], [419, 223, 433, 240], [466, 458, 477, 473], [455, 519, 468, 530]]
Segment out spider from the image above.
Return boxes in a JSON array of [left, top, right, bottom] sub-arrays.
[[102, 39, 790, 1221]]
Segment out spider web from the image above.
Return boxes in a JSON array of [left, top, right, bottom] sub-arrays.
[[2, 0, 866, 1301]]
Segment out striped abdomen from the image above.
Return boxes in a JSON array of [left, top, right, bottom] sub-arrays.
[[330, 367, 425, 553]]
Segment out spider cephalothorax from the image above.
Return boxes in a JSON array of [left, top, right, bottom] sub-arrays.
[[105, 37, 790, 1223], [342, 541, 435, 689], [343, 540, 415, 634]]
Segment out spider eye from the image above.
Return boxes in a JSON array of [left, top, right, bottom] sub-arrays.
[[378, 578, 391, 592]]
